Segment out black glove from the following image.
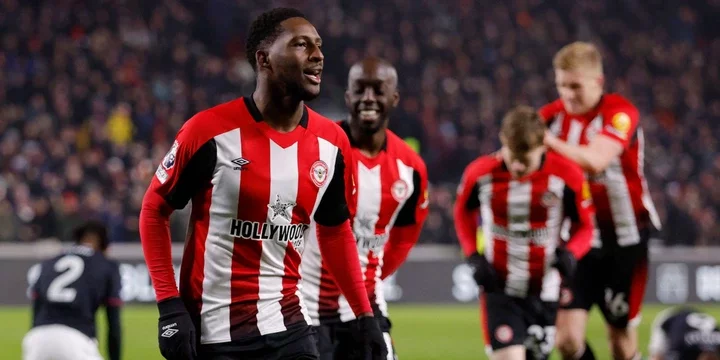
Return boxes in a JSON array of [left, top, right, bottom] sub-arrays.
[[467, 252, 500, 293], [554, 247, 577, 283], [157, 297, 197, 360], [348, 315, 388, 360]]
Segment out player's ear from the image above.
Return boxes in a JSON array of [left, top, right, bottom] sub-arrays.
[[256, 50, 271, 70], [392, 91, 400, 107]]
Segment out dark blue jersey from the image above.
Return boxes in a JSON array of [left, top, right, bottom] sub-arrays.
[[30, 245, 123, 339], [649, 307, 720, 360]]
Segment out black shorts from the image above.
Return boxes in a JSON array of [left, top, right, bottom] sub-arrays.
[[481, 292, 558, 360], [197, 325, 319, 360], [314, 316, 396, 360], [559, 241, 649, 329]]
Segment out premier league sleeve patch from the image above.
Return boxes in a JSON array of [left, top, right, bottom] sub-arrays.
[[162, 140, 180, 170]]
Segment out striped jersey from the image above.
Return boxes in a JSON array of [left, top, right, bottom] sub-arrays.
[[454, 152, 594, 300], [539, 94, 661, 248], [141, 97, 356, 346], [301, 122, 429, 324]]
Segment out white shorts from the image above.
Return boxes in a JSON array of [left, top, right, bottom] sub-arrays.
[[22, 324, 104, 360]]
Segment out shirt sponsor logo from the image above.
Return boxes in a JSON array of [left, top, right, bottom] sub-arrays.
[[491, 224, 550, 245], [229, 219, 308, 250]]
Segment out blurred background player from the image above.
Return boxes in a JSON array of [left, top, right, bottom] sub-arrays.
[[540, 41, 662, 360], [301, 56, 429, 359], [453, 106, 594, 360], [22, 221, 122, 360], [139, 7, 387, 360], [648, 307, 720, 360]]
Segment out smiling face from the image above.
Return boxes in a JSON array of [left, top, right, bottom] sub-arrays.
[[263, 17, 324, 101], [345, 58, 399, 134]]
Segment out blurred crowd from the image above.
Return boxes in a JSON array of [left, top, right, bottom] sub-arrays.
[[1, 0, 719, 246]]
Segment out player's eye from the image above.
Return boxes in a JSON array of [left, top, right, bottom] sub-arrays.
[[295, 42, 307, 48]]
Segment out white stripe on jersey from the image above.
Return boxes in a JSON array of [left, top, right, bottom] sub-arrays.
[[253, 141, 298, 335], [540, 175, 565, 302], [299, 138, 339, 326], [605, 158, 640, 246], [478, 175, 494, 263], [567, 119, 584, 146], [504, 181, 532, 297], [200, 128, 241, 344], [549, 113, 564, 136], [638, 129, 662, 231]]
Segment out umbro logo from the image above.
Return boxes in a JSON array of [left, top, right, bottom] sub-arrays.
[[161, 328, 179, 338], [231, 157, 250, 170]]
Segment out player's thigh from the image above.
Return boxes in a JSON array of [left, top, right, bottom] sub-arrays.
[[481, 293, 528, 355], [523, 299, 558, 360], [599, 243, 649, 329], [491, 345, 526, 360]]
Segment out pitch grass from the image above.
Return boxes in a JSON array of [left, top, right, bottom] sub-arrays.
[[2, 304, 719, 359]]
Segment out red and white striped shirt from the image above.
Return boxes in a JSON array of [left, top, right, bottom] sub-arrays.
[[454, 152, 594, 300], [139, 97, 371, 347], [301, 122, 429, 324], [539, 94, 661, 248]]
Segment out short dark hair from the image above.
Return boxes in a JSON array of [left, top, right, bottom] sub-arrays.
[[500, 105, 546, 154], [73, 220, 109, 251], [246, 7, 307, 71]]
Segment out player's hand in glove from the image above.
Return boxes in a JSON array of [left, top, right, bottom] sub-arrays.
[[467, 252, 500, 293], [157, 297, 197, 360], [553, 247, 577, 283], [348, 315, 388, 360]]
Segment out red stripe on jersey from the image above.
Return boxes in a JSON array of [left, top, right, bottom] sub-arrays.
[[490, 177, 509, 228], [229, 131, 269, 340], [279, 136, 322, 327], [527, 177, 550, 294], [318, 265, 341, 318], [180, 187, 213, 314], [491, 239, 509, 286], [364, 252, 380, 304]]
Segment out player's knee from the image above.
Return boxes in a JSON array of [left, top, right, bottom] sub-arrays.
[[607, 326, 637, 360], [554, 327, 584, 357]]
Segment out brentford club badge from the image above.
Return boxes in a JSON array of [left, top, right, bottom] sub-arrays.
[[391, 179, 409, 202], [495, 325, 513, 343], [310, 160, 329, 187]]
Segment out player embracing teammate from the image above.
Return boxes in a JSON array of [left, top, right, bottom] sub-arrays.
[[541, 42, 661, 360]]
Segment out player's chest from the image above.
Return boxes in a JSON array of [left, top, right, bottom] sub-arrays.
[[353, 156, 414, 228], [211, 131, 334, 215], [480, 175, 566, 215], [549, 113, 604, 145]]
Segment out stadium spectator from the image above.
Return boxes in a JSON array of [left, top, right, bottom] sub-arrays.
[[0, 0, 718, 246]]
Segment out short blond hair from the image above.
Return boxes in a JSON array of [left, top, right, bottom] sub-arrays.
[[553, 41, 603, 74]]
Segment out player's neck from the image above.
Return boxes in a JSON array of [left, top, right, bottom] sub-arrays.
[[350, 121, 386, 157], [252, 89, 304, 133]]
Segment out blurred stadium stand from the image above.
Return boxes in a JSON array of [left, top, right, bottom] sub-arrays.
[[1, 0, 719, 246]]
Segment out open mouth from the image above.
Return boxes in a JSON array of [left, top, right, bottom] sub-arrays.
[[359, 109, 380, 121], [303, 68, 322, 85]]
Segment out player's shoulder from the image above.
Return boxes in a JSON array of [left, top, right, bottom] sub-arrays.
[[464, 154, 503, 178], [385, 130, 426, 171], [307, 109, 350, 147], [538, 99, 565, 121], [600, 93, 639, 115], [546, 151, 585, 185], [179, 97, 249, 137]]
